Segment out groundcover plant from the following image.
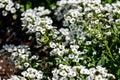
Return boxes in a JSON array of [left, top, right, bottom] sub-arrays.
[[0, 0, 120, 80]]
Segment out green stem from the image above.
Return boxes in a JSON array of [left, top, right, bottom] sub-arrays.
[[104, 40, 113, 58]]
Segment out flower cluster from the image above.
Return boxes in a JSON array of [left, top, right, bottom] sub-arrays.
[[54, 0, 120, 66], [1, 0, 120, 79], [8, 68, 43, 80], [21, 7, 60, 47], [0, 0, 20, 16], [55, 0, 120, 45], [21, 7, 51, 33], [50, 43, 86, 63], [52, 64, 115, 80], [0, 44, 43, 79], [53, 0, 120, 79], [55, 0, 101, 21], [0, 44, 39, 69], [21, 68, 43, 80]]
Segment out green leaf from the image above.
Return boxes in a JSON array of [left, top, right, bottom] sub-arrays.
[[103, 55, 109, 62], [117, 69, 120, 78], [76, 62, 80, 66], [108, 0, 112, 3], [97, 56, 105, 66], [26, 1, 31, 9]]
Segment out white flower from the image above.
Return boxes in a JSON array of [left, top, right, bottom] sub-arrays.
[[59, 51, 65, 56], [105, 32, 111, 36], [27, 68, 35, 73], [59, 45, 65, 50], [21, 71, 28, 77], [0, 0, 20, 16], [35, 71, 43, 79], [107, 74, 115, 79], [52, 77, 59, 80], [21, 7, 53, 34], [71, 48, 78, 53], [52, 68, 59, 76], [59, 64, 65, 68], [92, 51, 97, 55], [65, 36, 71, 41], [29, 74, 36, 78], [0, 3, 5, 8], [73, 58, 80, 62], [68, 54, 75, 59], [68, 70, 76, 77], [89, 68, 96, 74], [49, 42, 56, 48], [118, 48, 120, 54], [115, 19, 120, 24], [11, 52, 18, 58], [59, 70, 68, 77], [70, 45, 79, 49], [63, 21, 69, 26], [22, 68, 43, 79], [24, 62, 30, 67], [30, 55, 39, 60], [80, 68, 90, 75], [85, 41, 92, 45], [96, 66, 107, 74], [18, 48, 25, 53], [86, 76, 94, 80], [10, 8, 16, 13], [69, 18, 76, 24], [95, 75, 103, 80], [59, 28, 69, 36]]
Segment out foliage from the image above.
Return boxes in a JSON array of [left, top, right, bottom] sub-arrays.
[[0, 0, 120, 80]]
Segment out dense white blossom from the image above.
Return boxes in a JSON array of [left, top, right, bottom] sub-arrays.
[[52, 64, 115, 80], [21, 7, 52, 33], [0, 0, 119, 79], [0, 0, 20, 16], [21, 68, 43, 79], [21, 7, 60, 47], [0, 44, 39, 69], [50, 43, 86, 63]]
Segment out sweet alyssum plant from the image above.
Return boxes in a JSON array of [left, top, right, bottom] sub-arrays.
[[0, 0, 120, 80]]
